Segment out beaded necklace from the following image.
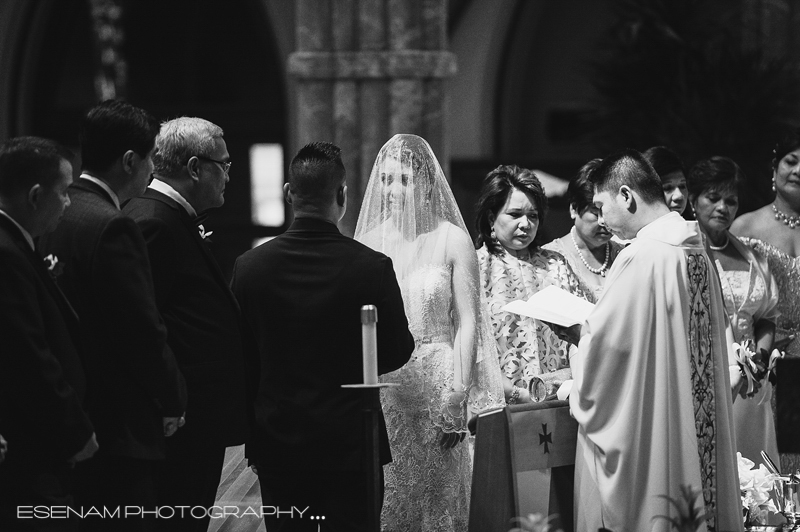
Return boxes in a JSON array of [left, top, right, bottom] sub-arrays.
[[570, 227, 610, 277], [773, 204, 800, 229]]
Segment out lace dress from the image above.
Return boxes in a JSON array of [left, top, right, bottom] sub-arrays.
[[741, 237, 800, 473], [380, 263, 470, 532], [542, 237, 624, 303], [716, 253, 779, 466], [476, 245, 586, 390]]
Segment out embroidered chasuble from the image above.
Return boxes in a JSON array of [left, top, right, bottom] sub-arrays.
[[570, 212, 742, 532]]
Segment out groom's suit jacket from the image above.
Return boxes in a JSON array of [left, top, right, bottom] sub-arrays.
[[231, 217, 414, 473], [38, 179, 185, 460], [123, 188, 249, 446], [0, 215, 93, 465]]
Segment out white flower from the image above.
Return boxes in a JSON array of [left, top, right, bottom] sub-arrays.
[[43, 254, 59, 271], [198, 224, 213, 240], [737, 452, 780, 524]]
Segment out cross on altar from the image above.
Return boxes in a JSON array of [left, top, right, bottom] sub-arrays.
[[539, 423, 552, 454]]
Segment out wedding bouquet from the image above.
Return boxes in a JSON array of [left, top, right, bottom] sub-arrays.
[[738, 453, 781, 526], [733, 339, 781, 398]]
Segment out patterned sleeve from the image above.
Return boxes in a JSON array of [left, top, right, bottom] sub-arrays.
[[537, 247, 591, 301]]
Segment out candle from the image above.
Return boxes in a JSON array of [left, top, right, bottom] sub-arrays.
[[361, 305, 378, 385]]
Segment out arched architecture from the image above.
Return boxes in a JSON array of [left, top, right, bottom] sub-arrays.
[[0, 0, 798, 270]]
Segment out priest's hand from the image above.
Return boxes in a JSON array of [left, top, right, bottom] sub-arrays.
[[545, 322, 581, 345]]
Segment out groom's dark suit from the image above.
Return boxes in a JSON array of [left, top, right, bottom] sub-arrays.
[[124, 187, 248, 531], [231, 217, 413, 531], [0, 214, 94, 530], [38, 179, 186, 525]]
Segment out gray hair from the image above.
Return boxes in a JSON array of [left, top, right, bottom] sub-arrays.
[[153, 117, 224, 177]]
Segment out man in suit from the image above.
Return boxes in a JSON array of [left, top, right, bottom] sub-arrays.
[[123, 117, 249, 532], [39, 101, 186, 532], [0, 136, 98, 531], [231, 142, 414, 532]]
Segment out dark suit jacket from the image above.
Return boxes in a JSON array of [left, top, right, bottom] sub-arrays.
[[230, 217, 414, 473], [0, 215, 93, 465], [38, 179, 185, 460], [123, 188, 248, 446]]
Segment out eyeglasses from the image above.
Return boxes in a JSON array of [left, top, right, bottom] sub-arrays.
[[196, 155, 232, 174]]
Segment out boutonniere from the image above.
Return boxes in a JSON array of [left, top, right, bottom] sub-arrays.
[[197, 224, 213, 241], [43, 254, 64, 278]]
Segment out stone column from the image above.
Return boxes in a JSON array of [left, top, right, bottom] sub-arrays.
[[288, 0, 456, 236]]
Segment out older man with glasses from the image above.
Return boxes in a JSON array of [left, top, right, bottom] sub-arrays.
[[124, 117, 249, 532]]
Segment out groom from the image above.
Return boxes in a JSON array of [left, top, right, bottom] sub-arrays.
[[231, 141, 414, 532]]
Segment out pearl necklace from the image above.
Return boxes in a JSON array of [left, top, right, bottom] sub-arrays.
[[709, 235, 729, 251], [570, 227, 610, 277], [773, 204, 800, 229]]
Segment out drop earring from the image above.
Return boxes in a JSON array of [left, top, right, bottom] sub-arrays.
[[490, 228, 497, 241], [772, 176, 777, 193]]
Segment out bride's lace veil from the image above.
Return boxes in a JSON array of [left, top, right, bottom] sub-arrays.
[[354, 134, 504, 415]]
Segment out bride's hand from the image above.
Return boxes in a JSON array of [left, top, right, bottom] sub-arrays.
[[439, 430, 466, 450]]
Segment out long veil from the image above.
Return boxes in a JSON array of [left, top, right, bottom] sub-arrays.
[[354, 134, 505, 421]]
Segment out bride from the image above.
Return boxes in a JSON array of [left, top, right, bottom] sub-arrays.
[[355, 134, 504, 531]]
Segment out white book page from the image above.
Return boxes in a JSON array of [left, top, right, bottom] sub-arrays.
[[501, 285, 594, 327]]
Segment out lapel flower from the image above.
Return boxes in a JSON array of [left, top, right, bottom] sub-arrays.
[[43, 254, 64, 278], [197, 224, 213, 241]]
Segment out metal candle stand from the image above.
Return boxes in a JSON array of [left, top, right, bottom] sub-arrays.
[[342, 305, 399, 532]]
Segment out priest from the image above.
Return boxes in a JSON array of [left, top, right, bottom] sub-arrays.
[[566, 149, 742, 532]]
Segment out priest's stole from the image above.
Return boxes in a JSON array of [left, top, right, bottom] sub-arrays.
[[469, 400, 578, 532]]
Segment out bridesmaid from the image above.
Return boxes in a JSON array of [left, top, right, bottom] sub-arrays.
[[688, 156, 779, 468], [733, 127, 800, 474]]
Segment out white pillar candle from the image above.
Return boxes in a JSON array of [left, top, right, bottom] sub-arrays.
[[361, 305, 378, 385]]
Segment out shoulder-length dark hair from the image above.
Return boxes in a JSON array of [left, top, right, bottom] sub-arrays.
[[687, 156, 745, 201], [474, 164, 547, 254]]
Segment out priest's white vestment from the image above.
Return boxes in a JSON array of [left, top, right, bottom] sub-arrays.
[[570, 212, 742, 532]]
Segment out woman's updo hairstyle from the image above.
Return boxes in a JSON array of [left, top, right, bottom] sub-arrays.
[[773, 127, 800, 170]]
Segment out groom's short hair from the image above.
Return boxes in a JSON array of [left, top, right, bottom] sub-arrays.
[[288, 142, 346, 207], [589, 149, 665, 205]]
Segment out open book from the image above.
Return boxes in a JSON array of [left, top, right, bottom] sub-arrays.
[[501, 285, 594, 327]]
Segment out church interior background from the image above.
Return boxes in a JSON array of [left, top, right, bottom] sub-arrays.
[[0, 0, 798, 279]]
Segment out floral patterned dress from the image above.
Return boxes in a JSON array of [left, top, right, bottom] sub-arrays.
[[476, 245, 587, 390]]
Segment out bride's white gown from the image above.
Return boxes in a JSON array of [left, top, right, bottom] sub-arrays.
[[380, 262, 470, 532]]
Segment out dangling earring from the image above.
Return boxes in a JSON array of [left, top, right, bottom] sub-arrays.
[[772, 176, 777, 193], [490, 228, 497, 241]]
